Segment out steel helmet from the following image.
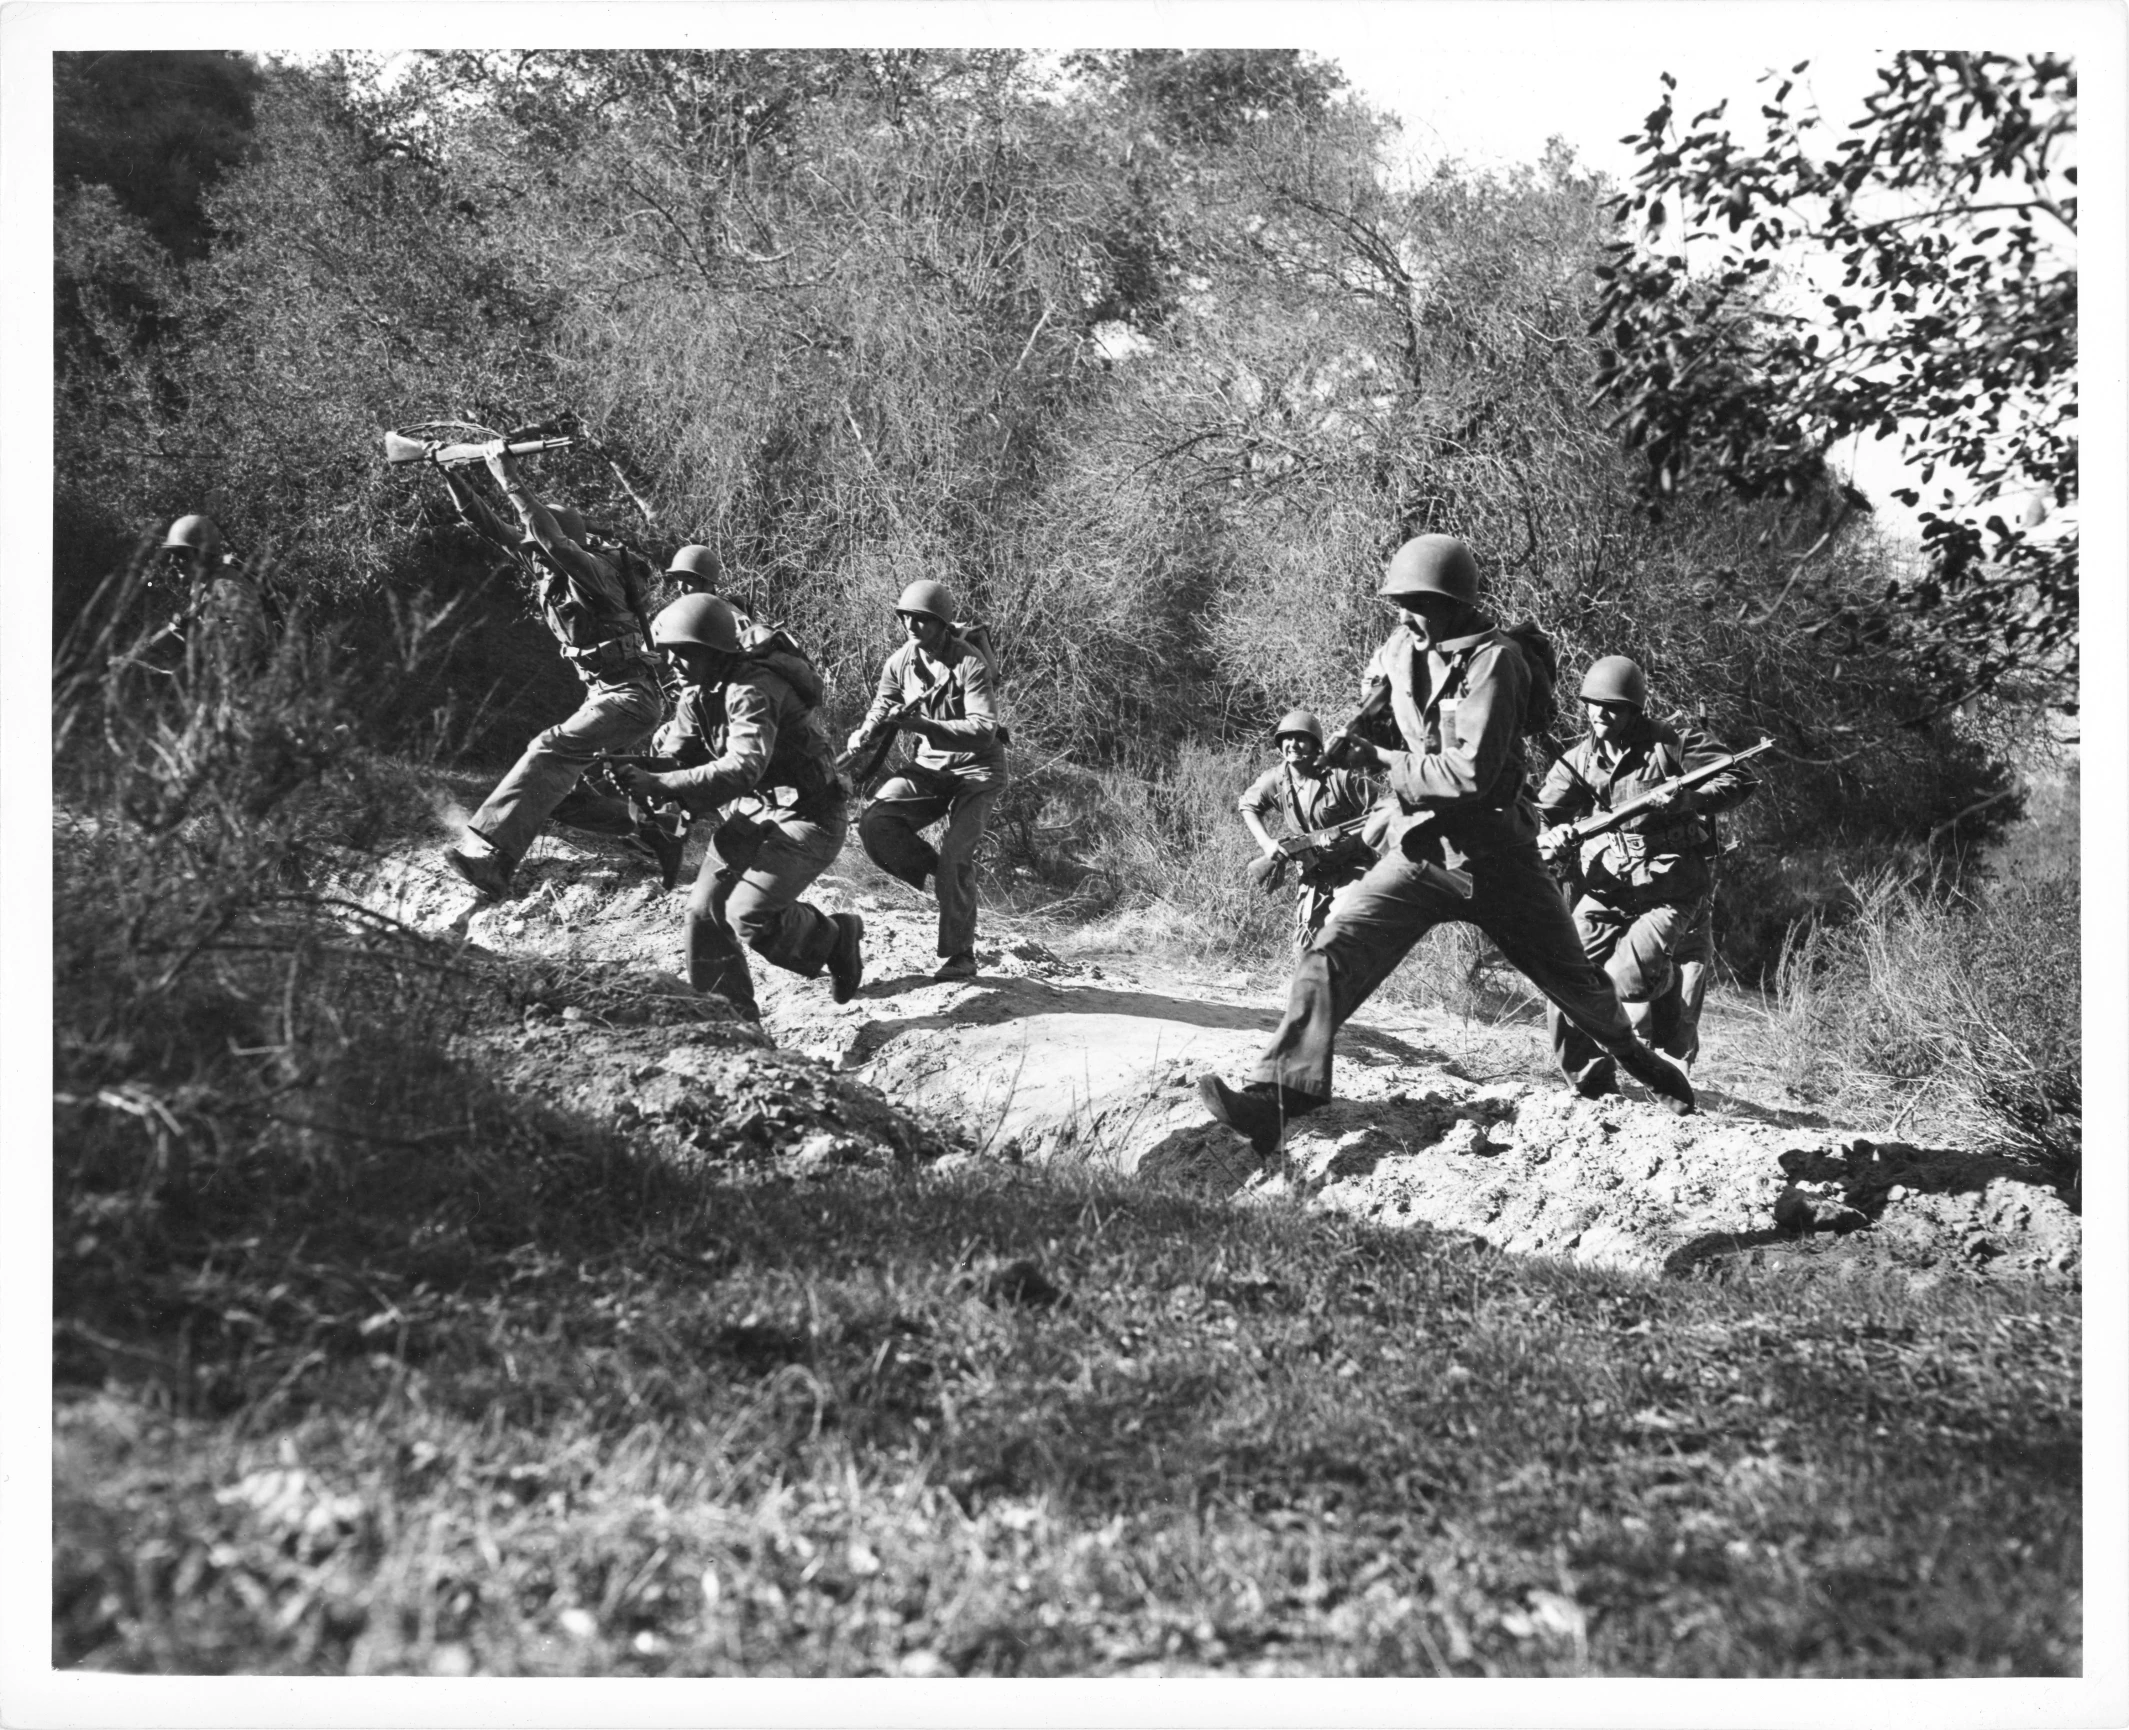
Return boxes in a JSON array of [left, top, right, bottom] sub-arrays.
[[895, 579, 956, 624], [1579, 655, 1648, 708], [666, 544, 723, 587], [1274, 709, 1325, 745], [162, 514, 222, 559], [651, 594, 743, 656], [1379, 534, 1480, 605]]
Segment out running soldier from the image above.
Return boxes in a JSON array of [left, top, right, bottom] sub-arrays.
[[610, 596, 864, 1021], [1198, 534, 1697, 1154], [436, 446, 665, 896], [1238, 710, 1380, 949], [848, 580, 1008, 983], [1536, 657, 1760, 1088]]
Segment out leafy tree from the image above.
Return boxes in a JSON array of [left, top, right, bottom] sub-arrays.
[[1590, 53, 2077, 711], [54, 51, 263, 260]]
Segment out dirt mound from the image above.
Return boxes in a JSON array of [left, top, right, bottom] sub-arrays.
[[327, 826, 2079, 1287]]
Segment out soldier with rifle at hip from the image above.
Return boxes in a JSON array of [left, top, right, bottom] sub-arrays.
[[1536, 657, 1767, 1090], [430, 444, 667, 896], [847, 580, 1008, 983], [607, 596, 864, 1022], [1238, 709, 1382, 950], [1197, 534, 1700, 1157]]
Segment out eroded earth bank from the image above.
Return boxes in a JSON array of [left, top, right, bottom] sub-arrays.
[[328, 825, 2079, 1293]]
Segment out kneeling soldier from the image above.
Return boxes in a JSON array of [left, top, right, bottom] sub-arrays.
[[849, 579, 1008, 982], [1198, 535, 1697, 1155], [1238, 710, 1379, 949], [612, 596, 864, 1021], [1537, 656, 1760, 1090]]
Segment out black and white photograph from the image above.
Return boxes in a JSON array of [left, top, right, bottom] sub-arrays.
[[7, 1, 2120, 1721]]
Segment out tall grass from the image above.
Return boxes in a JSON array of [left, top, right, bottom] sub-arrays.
[[1768, 869, 2080, 1181]]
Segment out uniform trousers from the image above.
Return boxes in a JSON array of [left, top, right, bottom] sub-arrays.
[[471, 670, 661, 865], [1251, 843, 1639, 1101], [686, 801, 849, 1012], [1549, 888, 1711, 1086], [858, 761, 1003, 959]]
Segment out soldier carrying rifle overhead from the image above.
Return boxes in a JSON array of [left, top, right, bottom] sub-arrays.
[[1536, 657, 1764, 1089], [1237, 709, 1382, 951], [435, 444, 666, 897], [848, 580, 1008, 983], [1198, 533, 1699, 1157]]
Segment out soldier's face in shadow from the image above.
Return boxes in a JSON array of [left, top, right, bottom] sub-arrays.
[[901, 612, 950, 656]]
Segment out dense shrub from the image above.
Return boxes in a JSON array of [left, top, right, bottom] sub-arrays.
[[1770, 870, 2081, 1181]]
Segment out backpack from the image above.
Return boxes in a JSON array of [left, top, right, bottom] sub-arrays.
[[743, 625, 828, 711], [1502, 618, 1561, 739]]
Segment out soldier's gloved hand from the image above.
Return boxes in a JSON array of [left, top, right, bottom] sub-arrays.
[[613, 763, 664, 801]]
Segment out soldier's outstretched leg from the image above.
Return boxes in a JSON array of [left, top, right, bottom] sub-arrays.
[[450, 676, 661, 894]]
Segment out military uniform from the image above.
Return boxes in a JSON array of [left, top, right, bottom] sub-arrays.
[[1536, 715, 1758, 1084], [448, 479, 663, 863], [854, 632, 1008, 963], [1248, 618, 1653, 1103], [659, 661, 851, 1016], [1237, 758, 1377, 947]]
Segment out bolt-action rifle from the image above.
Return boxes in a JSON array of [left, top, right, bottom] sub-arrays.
[[383, 420, 578, 470], [1545, 737, 1775, 850]]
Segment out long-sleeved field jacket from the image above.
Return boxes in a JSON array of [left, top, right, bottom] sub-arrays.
[[662, 666, 849, 822], [858, 633, 1006, 778], [1359, 617, 1542, 869], [1535, 717, 1759, 904]]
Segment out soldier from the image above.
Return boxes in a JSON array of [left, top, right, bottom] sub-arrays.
[[1536, 657, 1760, 1089], [1197, 534, 1697, 1154], [158, 514, 272, 667], [848, 580, 1008, 983], [609, 596, 864, 1021], [1238, 710, 1379, 949], [436, 446, 664, 897]]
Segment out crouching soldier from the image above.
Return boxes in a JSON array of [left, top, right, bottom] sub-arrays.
[[610, 596, 864, 1021], [438, 446, 663, 897], [1197, 535, 1697, 1156], [848, 580, 1007, 983], [1238, 710, 1379, 949], [158, 514, 274, 670], [1537, 656, 1760, 1088]]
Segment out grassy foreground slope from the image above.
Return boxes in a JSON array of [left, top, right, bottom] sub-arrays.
[[57, 1062, 2078, 1677]]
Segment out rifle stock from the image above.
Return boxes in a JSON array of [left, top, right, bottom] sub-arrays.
[[383, 430, 576, 468], [1561, 737, 1775, 844]]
